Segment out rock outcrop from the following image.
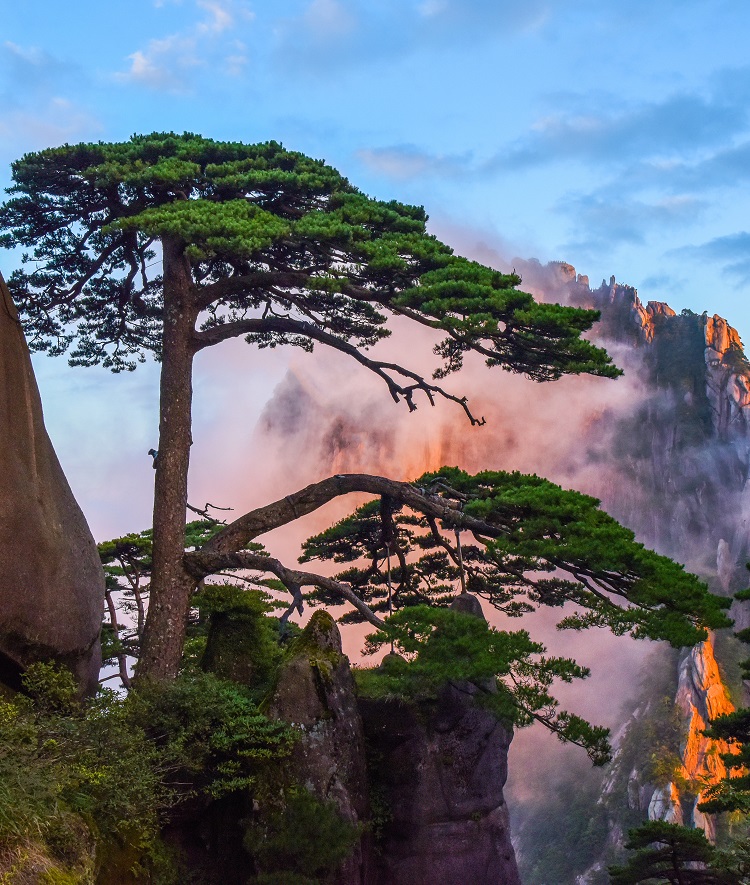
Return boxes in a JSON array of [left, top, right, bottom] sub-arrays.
[[361, 684, 520, 885], [672, 639, 735, 838], [266, 610, 373, 885], [592, 639, 734, 852], [263, 607, 520, 885], [510, 260, 750, 879], [0, 272, 103, 693]]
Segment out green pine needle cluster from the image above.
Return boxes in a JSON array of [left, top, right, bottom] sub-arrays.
[[301, 467, 730, 646], [359, 605, 611, 765], [0, 131, 617, 381]]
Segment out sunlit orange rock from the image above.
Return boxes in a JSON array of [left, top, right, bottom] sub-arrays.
[[658, 636, 735, 842]]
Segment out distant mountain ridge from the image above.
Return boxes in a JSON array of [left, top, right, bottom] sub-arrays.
[[509, 260, 750, 881]]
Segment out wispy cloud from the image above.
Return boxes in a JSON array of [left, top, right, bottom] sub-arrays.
[[359, 74, 750, 190], [639, 272, 686, 292], [671, 232, 750, 284], [0, 43, 99, 159], [273, 0, 557, 74], [615, 139, 750, 196], [196, 0, 235, 33], [357, 144, 471, 180], [121, 34, 200, 92], [1, 41, 81, 98], [500, 93, 746, 170], [272, 0, 712, 76], [560, 193, 706, 254], [0, 99, 101, 163], [415, 0, 553, 35], [117, 0, 254, 91]]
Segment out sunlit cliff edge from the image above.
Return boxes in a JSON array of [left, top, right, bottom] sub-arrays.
[[517, 262, 749, 880]]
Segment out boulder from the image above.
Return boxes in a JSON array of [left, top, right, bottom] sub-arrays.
[[0, 272, 103, 693]]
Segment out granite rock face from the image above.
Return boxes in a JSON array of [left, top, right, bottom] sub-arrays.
[[510, 260, 750, 878], [361, 683, 520, 885], [0, 272, 103, 692], [587, 637, 735, 876], [266, 610, 373, 885], [265, 609, 520, 884]]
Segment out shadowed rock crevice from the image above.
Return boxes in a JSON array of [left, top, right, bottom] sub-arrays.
[[0, 646, 24, 693]]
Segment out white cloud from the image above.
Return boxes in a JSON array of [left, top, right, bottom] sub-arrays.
[[4, 41, 43, 64], [196, 0, 234, 34], [119, 33, 200, 91], [117, 0, 254, 92], [303, 0, 356, 38]]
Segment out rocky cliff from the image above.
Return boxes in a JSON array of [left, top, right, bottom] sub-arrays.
[[361, 684, 519, 885], [659, 639, 734, 838], [518, 260, 750, 604], [271, 611, 520, 884], [0, 271, 103, 693], [510, 261, 750, 880], [192, 606, 519, 884], [359, 597, 519, 885]]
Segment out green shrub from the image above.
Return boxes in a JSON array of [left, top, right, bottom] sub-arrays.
[[0, 664, 296, 881], [126, 670, 296, 800], [0, 665, 160, 881], [245, 787, 361, 884], [195, 586, 287, 695]]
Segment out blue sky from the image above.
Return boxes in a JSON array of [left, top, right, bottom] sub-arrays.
[[3, 0, 750, 537], [4, 1, 750, 322]]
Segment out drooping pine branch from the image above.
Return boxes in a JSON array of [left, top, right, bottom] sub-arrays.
[[189, 468, 731, 646], [193, 315, 485, 423], [1, 133, 619, 386]]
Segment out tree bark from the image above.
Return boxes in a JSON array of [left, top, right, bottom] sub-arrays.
[[104, 588, 132, 690], [138, 236, 198, 682]]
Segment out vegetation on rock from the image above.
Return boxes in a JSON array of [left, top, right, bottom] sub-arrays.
[[609, 821, 735, 884]]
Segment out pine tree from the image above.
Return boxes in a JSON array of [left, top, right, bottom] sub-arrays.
[[609, 821, 734, 884], [0, 133, 622, 681]]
